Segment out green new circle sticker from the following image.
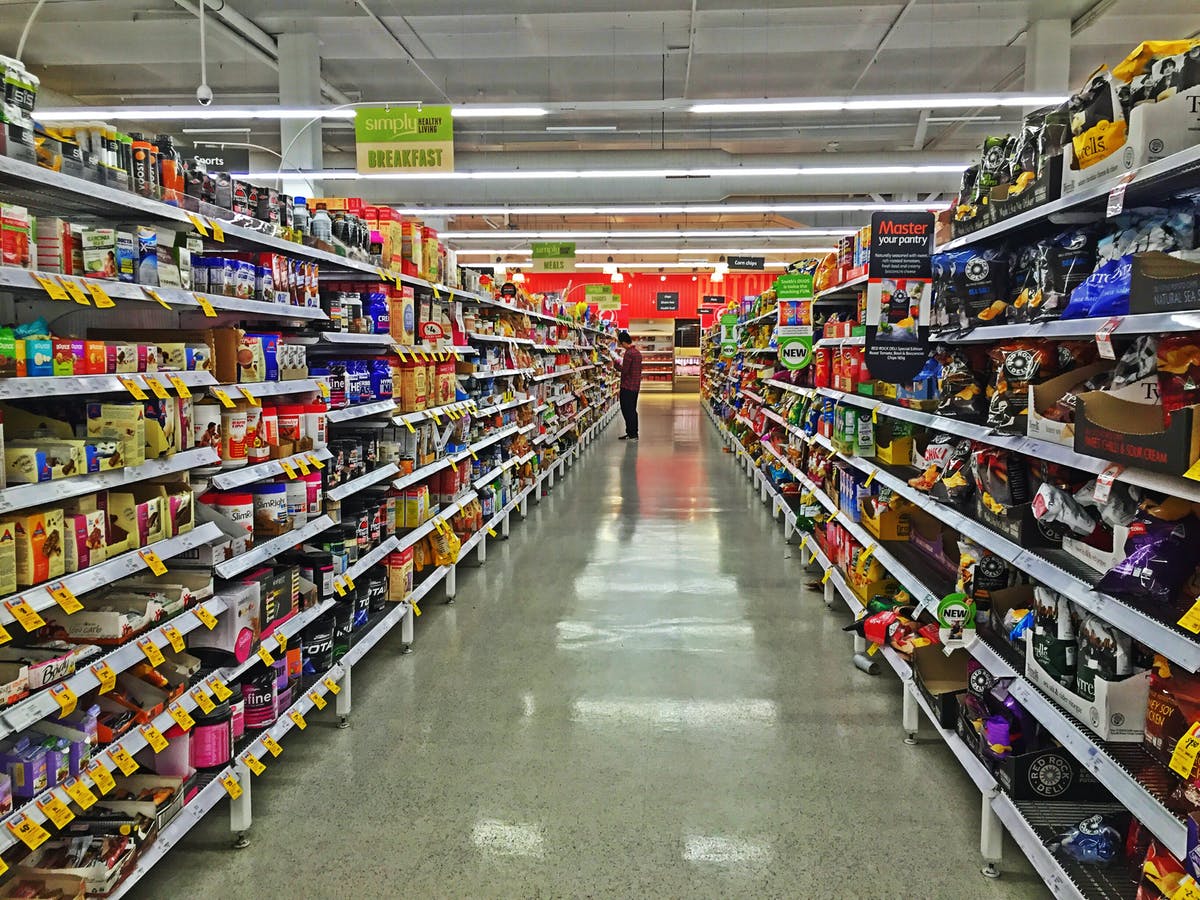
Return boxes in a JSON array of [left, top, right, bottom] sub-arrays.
[[778, 336, 813, 370]]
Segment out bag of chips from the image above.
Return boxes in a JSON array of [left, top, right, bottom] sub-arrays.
[[935, 349, 986, 421], [1031, 587, 1078, 689], [935, 247, 1011, 329], [1075, 615, 1133, 703], [986, 342, 1057, 432], [957, 538, 1018, 613], [1030, 230, 1097, 321], [1156, 335, 1200, 418], [1096, 502, 1200, 605], [930, 439, 975, 508], [1069, 67, 1126, 170]]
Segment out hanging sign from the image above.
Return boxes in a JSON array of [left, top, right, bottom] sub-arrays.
[[728, 256, 765, 271], [531, 242, 576, 273], [185, 143, 250, 174], [864, 211, 934, 382], [656, 292, 679, 311], [354, 106, 454, 174], [719, 312, 739, 358], [586, 284, 620, 311], [775, 273, 814, 370]]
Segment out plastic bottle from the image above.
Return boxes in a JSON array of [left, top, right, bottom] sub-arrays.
[[310, 204, 332, 242], [293, 198, 310, 237]]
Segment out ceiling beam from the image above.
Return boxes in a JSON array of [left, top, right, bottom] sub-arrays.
[[850, 0, 918, 94]]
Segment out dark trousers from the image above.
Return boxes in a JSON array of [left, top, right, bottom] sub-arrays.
[[620, 388, 639, 438]]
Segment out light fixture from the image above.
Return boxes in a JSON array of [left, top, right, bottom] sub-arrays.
[[691, 275, 698, 282], [544, 125, 618, 132], [711, 271, 724, 283], [395, 201, 945, 216], [451, 106, 548, 118], [35, 104, 547, 122], [453, 247, 839, 256], [610, 271, 624, 284], [511, 269, 526, 283], [689, 93, 1069, 114], [443, 228, 857, 239], [248, 164, 964, 181], [660, 275, 667, 282]]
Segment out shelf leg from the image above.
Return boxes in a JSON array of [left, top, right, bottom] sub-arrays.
[[783, 520, 794, 541], [980, 793, 1003, 878], [852, 635, 879, 675], [773, 500, 782, 521], [336, 667, 352, 728], [477, 534, 487, 565], [519, 495, 529, 519], [760, 480, 769, 503], [823, 575, 835, 610], [902, 683, 919, 744], [230, 759, 252, 849], [400, 603, 414, 653], [502, 512, 511, 539], [445, 564, 456, 603]]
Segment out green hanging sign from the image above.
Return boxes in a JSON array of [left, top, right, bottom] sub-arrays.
[[354, 105, 454, 174], [531, 242, 576, 272]]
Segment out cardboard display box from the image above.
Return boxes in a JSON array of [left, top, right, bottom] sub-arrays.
[[973, 494, 1064, 550], [860, 494, 912, 542], [1130, 251, 1200, 315], [1027, 361, 1114, 447], [908, 507, 960, 582], [911, 643, 969, 728], [1062, 522, 1130, 576], [1074, 391, 1200, 476]]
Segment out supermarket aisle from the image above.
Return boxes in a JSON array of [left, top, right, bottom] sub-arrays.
[[132, 395, 1045, 899]]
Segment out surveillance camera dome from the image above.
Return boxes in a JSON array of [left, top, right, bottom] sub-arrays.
[[196, 84, 214, 107]]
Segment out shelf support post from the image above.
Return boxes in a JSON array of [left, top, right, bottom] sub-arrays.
[[445, 564, 456, 601], [400, 603, 414, 652], [980, 793, 1003, 878], [229, 759, 252, 849], [902, 683, 919, 744], [336, 667, 351, 728], [502, 511, 511, 539]]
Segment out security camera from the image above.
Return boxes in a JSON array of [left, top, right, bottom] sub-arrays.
[[196, 84, 213, 107]]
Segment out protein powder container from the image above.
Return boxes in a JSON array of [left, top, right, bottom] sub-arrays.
[[189, 702, 233, 772], [285, 479, 308, 528], [230, 699, 245, 741], [304, 471, 323, 516], [220, 405, 249, 468], [302, 613, 334, 674], [245, 405, 270, 464], [330, 603, 353, 662], [366, 572, 388, 614], [193, 401, 224, 473], [350, 585, 369, 630], [278, 404, 305, 443], [305, 403, 327, 448], [253, 482, 289, 530], [203, 491, 254, 538], [298, 550, 335, 601], [241, 668, 278, 730]]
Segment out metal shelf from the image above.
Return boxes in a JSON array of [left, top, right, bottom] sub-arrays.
[[467, 332, 535, 346], [392, 456, 459, 492], [0, 370, 215, 401], [326, 463, 400, 502], [391, 399, 476, 427], [815, 273, 869, 299], [326, 398, 398, 424], [214, 515, 335, 579], [223, 379, 322, 400], [933, 309, 1200, 344], [316, 332, 394, 347], [209, 448, 333, 491], [814, 335, 864, 347], [471, 367, 533, 378]]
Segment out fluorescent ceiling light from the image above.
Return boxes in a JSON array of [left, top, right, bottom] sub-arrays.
[[689, 93, 1068, 114], [454, 247, 837, 255], [36, 105, 546, 122], [545, 125, 618, 132], [926, 115, 1004, 123], [576, 261, 788, 270], [442, 228, 856, 239], [451, 106, 547, 118], [249, 164, 963, 181], [395, 201, 945, 216]]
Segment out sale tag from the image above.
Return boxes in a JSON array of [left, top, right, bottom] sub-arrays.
[[140, 723, 169, 753], [821, 567, 834, 585], [33, 273, 70, 300], [59, 278, 91, 306], [257, 645, 275, 666], [48, 582, 82, 614], [89, 760, 116, 795], [109, 746, 139, 776], [7, 599, 45, 632], [210, 678, 233, 702], [317, 380, 331, 398], [275, 633, 287, 653], [1095, 316, 1122, 360], [307, 453, 325, 470], [261, 735, 282, 757], [143, 287, 172, 310], [221, 772, 243, 799], [119, 376, 150, 401], [139, 549, 168, 576], [864, 470, 877, 488], [1175, 876, 1200, 900], [1185, 458, 1200, 484], [186, 213, 209, 237], [280, 460, 298, 480], [240, 387, 259, 407], [37, 795, 74, 829], [296, 457, 310, 476], [309, 691, 327, 710], [488, 528, 497, 538], [168, 374, 193, 398], [51, 683, 77, 718], [403, 419, 415, 433], [411, 598, 422, 617], [87, 281, 117, 308], [65, 779, 98, 810], [143, 375, 170, 399], [860, 544, 878, 566], [8, 815, 51, 850], [212, 388, 235, 408], [343, 574, 355, 591], [195, 605, 218, 630], [1093, 464, 1124, 504], [192, 686, 216, 714], [92, 661, 117, 694], [194, 294, 218, 318], [209, 219, 225, 242], [138, 637, 166, 667], [161, 624, 185, 653], [333, 578, 347, 597], [1171, 722, 1200, 776], [867, 642, 880, 657], [168, 703, 195, 732], [242, 752, 266, 776], [323, 677, 341, 695], [1180, 599, 1200, 633]]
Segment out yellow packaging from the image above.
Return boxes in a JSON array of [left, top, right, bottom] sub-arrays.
[[87, 402, 147, 468], [404, 487, 428, 528], [11, 508, 66, 587], [0, 521, 16, 596]]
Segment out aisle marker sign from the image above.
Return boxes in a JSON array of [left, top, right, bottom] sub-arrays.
[[531, 242, 576, 273], [775, 273, 814, 371], [355, 106, 454, 174], [585, 284, 620, 312]]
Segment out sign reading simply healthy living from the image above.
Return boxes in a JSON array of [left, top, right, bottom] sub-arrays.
[[354, 106, 454, 174], [531, 242, 576, 273]]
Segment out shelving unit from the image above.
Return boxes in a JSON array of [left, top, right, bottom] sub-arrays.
[[628, 319, 676, 392]]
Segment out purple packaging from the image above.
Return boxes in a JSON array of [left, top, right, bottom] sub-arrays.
[[1, 739, 48, 798], [0, 772, 10, 816], [241, 667, 278, 730]]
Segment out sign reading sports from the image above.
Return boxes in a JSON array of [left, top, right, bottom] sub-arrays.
[[354, 106, 454, 174]]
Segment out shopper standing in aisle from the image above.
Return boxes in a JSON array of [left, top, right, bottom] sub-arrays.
[[614, 330, 642, 440]]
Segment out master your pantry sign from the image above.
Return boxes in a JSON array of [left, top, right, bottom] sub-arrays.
[[354, 106, 454, 174]]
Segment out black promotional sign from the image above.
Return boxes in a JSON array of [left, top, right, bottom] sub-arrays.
[[656, 291, 679, 311], [864, 211, 934, 382], [185, 143, 250, 174], [728, 256, 764, 271], [702, 294, 726, 306]]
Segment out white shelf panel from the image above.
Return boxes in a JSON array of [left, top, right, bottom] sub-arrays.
[[0, 370, 215, 401], [530, 368, 578, 382], [814, 335, 864, 347], [815, 273, 869, 299], [391, 399, 476, 426], [475, 396, 534, 417], [472, 367, 533, 378], [214, 515, 335, 579], [327, 463, 400, 502], [209, 448, 333, 490], [326, 398, 398, 423], [396, 491, 479, 551], [392, 456, 458, 491], [224, 379, 322, 400], [468, 331, 535, 346], [317, 332, 394, 347], [933, 309, 1200, 344]]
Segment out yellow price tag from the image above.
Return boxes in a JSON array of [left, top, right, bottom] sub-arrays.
[[1174, 876, 1200, 900], [323, 677, 341, 695], [0, 623, 12, 645], [48, 582, 82, 614], [212, 388, 235, 408], [211, 678, 233, 702], [487, 528, 497, 538], [257, 645, 275, 666], [143, 375, 171, 399], [109, 746, 139, 776], [168, 703, 195, 732], [195, 294, 218, 317], [1180, 599, 1200, 634], [168, 374, 193, 398], [195, 605, 218, 630], [119, 376, 149, 401], [289, 709, 308, 730], [470, 450, 478, 460], [430, 411, 442, 425], [138, 637, 166, 667], [161, 624, 185, 653], [139, 549, 168, 576], [209, 219, 225, 243], [403, 419, 415, 433], [143, 287, 172, 310], [92, 661, 117, 694], [309, 691, 327, 710], [51, 684, 77, 718], [275, 633, 287, 653], [411, 598, 421, 617], [32, 273, 70, 300], [343, 575, 355, 591], [37, 795, 75, 829], [821, 567, 834, 585], [65, 779, 98, 811], [262, 735, 282, 757], [186, 213, 209, 237], [280, 460, 298, 480], [7, 815, 51, 850], [7, 599, 45, 632], [192, 686, 216, 714], [1171, 722, 1200, 777], [240, 387, 259, 406], [318, 381, 331, 398], [307, 453, 325, 470], [799, 535, 809, 553], [242, 752, 266, 775], [88, 281, 116, 308], [140, 723, 169, 753], [333, 578, 347, 597], [221, 772, 243, 799], [867, 642, 880, 657], [59, 277, 91, 306], [864, 469, 877, 488], [296, 457, 310, 476], [88, 760, 116, 795]]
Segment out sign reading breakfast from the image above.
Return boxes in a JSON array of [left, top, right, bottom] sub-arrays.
[[354, 106, 454, 173]]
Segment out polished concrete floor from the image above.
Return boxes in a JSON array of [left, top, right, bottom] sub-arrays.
[[131, 394, 1048, 899]]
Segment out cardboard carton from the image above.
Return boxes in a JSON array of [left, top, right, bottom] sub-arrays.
[[1027, 361, 1114, 447], [1075, 391, 1200, 476]]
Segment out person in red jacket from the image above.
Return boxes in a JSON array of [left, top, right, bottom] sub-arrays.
[[613, 330, 642, 440]]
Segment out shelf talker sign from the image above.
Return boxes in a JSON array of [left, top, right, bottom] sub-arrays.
[[531, 242, 576, 273], [720, 312, 739, 358], [865, 211, 934, 382], [775, 273, 814, 370], [586, 284, 620, 311], [354, 106, 454, 174]]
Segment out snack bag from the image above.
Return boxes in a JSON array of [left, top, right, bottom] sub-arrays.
[[929, 439, 975, 508], [1031, 587, 1078, 689], [935, 349, 986, 422], [1075, 614, 1133, 702], [1031, 230, 1096, 322], [1096, 500, 1199, 605], [1156, 335, 1200, 418], [986, 342, 1056, 432], [1068, 67, 1126, 170], [957, 537, 1018, 612]]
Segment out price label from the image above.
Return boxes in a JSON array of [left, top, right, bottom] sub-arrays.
[[168, 374, 193, 398], [92, 661, 117, 694], [867, 642, 880, 657], [48, 582, 82, 614], [65, 779, 98, 810], [221, 772, 243, 799], [192, 686, 216, 714], [1093, 464, 1124, 503], [87, 281, 117, 308], [36, 795, 74, 830], [864, 470, 877, 488], [323, 677, 341, 695], [32, 273, 70, 300], [860, 544, 878, 565], [119, 376, 150, 401], [333, 578, 347, 597], [143, 287, 172, 310], [257, 645, 275, 666], [138, 637, 166, 667], [185, 212, 209, 237], [161, 624, 185, 653], [261, 735, 282, 757], [1095, 316, 1122, 360], [142, 375, 171, 400], [241, 752, 266, 776], [307, 453, 325, 470], [289, 709, 307, 730], [168, 703, 195, 732], [6, 599, 46, 632], [7, 815, 51, 850], [0, 623, 12, 646], [296, 457, 310, 476], [140, 723, 169, 753], [487, 528, 497, 538], [280, 460, 298, 480], [109, 746, 139, 776], [241, 387, 259, 407], [59, 278, 91, 306], [51, 683, 77, 718], [209, 219, 225, 243], [410, 598, 422, 617], [1175, 876, 1200, 900], [210, 678, 233, 702], [89, 760, 116, 795], [212, 387, 235, 408], [1180, 599, 1200, 634], [1171, 722, 1200, 777], [403, 419, 415, 433], [139, 549, 168, 576], [275, 633, 287, 653], [343, 574, 355, 591], [309, 691, 327, 710], [194, 605, 218, 630], [317, 381, 331, 398], [821, 567, 834, 585], [1106, 169, 1137, 218]]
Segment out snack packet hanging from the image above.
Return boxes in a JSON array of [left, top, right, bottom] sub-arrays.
[[987, 342, 1057, 432], [1069, 67, 1126, 170], [1156, 335, 1200, 418]]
